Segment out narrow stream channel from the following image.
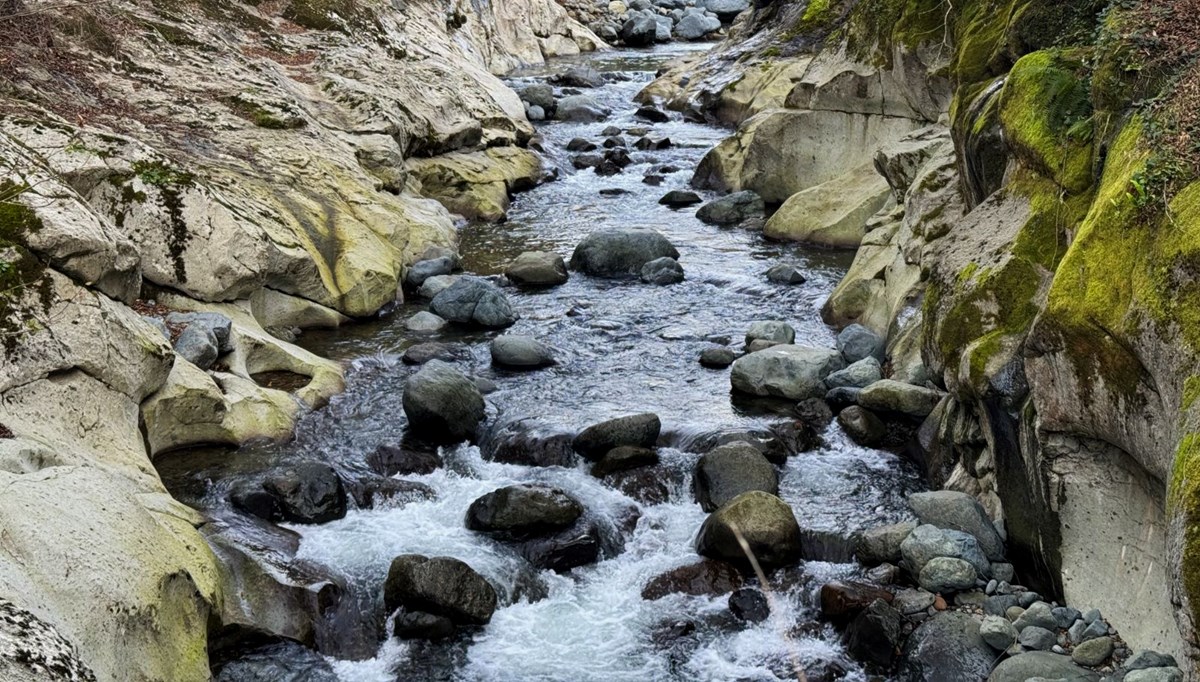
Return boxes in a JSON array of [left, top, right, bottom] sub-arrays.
[[161, 43, 923, 682]]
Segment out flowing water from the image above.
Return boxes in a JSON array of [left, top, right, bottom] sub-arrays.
[[161, 43, 923, 682]]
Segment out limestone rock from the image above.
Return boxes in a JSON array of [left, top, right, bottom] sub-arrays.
[[763, 163, 893, 248], [859, 380, 944, 417]]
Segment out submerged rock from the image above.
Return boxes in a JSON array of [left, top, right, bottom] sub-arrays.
[[402, 360, 486, 443], [214, 640, 337, 682], [383, 555, 497, 625], [695, 491, 802, 570], [696, 190, 764, 225], [765, 263, 806, 284], [642, 559, 743, 600], [640, 256, 685, 284]]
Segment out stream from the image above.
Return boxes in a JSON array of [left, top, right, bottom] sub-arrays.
[[160, 42, 923, 682]]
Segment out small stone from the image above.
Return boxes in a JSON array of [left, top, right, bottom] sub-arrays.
[[1125, 668, 1185, 682], [1019, 626, 1057, 651], [699, 347, 737, 368], [992, 562, 1015, 583], [1053, 606, 1081, 629], [980, 615, 1018, 651], [1079, 618, 1108, 643], [867, 563, 899, 584], [984, 594, 1019, 616], [1083, 608, 1101, 624], [932, 594, 947, 610], [891, 588, 935, 615], [1072, 635, 1114, 666], [658, 190, 702, 207], [986, 579, 998, 595], [1014, 602, 1057, 632], [1018, 591, 1043, 608], [1068, 619, 1087, 644], [405, 311, 447, 332], [766, 264, 806, 284]]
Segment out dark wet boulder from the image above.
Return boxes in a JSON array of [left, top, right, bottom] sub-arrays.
[[404, 257, 455, 288], [619, 14, 658, 46], [695, 190, 764, 225], [520, 523, 602, 572], [900, 611, 995, 681], [659, 190, 702, 207], [633, 136, 671, 150], [606, 465, 675, 504], [820, 581, 894, 622], [505, 251, 569, 287], [642, 559, 743, 600], [367, 443, 443, 477], [490, 335, 555, 369], [566, 137, 597, 152], [837, 406, 887, 447], [479, 420, 576, 467], [390, 609, 455, 641], [465, 485, 583, 538], [552, 65, 604, 88], [766, 263, 806, 284], [635, 105, 670, 122], [572, 153, 605, 170], [175, 324, 219, 369], [988, 651, 1101, 681], [402, 360, 486, 443], [401, 341, 472, 365], [729, 587, 769, 623], [825, 386, 862, 410], [693, 442, 779, 512], [572, 413, 661, 460], [519, 84, 556, 113], [836, 324, 885, 363], [591, 445, 659, 477], [262, 463, 347, 524], [570, 229, 679, 277], [230, 483, 283, 522], [695, 491, 802, 570], [843, 598, 902, 667], [640, 256, 685, 285], [700, 347, 737, 368], [429, 276, 518, 329], [383, 555, 497, 625]]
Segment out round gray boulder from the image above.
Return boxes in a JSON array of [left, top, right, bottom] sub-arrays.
[[918, 556, 978, 594], [465, 485, 583, 538], [555, 95, 612, 122], [402, 360, 486, 443], [988, 652, 1101, 681], [570, 229, 679, 277], [693, 442, 779, 512], [696, 190, 764, 225], [908, 490, 1005, 560], [858, 379, 945, 417], [383, 555, 497, 625], [730, 345, 845, 400], [506, 251, 569, 287], [837, 324, 886, 363], [695, 491, 803, 570], [640, 257, 685, 285], [900, 523, 990, 578], [824, 357, 883, 390], [572, 413, 661, 460], [430, 276, 518, 329], [744, 320, 795, 347], [490, 335, 555, 369]]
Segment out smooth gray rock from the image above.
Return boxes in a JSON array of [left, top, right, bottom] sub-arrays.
[[553, 65, 605, 88], [506, 251, 569, 287], [1020, 626, 1057, 651], [859, 379, 944, 417], [855, 520, 917, 565], [699, 347, 737, 368], [520, 83, 556, 112], [693, 442, 779, 512], [1124, 650, 1179, 671], [640, 257, 685, 285], [1072, 635, 1113, 666], [659, 190, 702, 207], [988, 652, 1100, 681], [900, 524, 990, 577], [892, 588, 936, 615], [490, 335, 555, 369], [908, 490, 1006, 560], [765, 263, 806, 284], [837, 324, 885, 363], [992, 562, 1015, 583], [167, 311, 234, 352], [695, 190, 764, 225], [418, 274, 459, 299], [918, 556, 978, 594], [1125, 669, 1185, 682], [555, 95, 611, 122], [430, 276, 518, 328], [465, 485, 583, 538], [730, 345, 845, 400], [901, 612, 995, 681], [405, 311, 447, 332], [573, 413, 661, 460], [571, 229, 679, 277], [174, 324, 218, 369], [673, 11, 721, 39], [825, 357, 883, 389], [704, 0, 748, 14], [1015, 602, 1059, 632], [262, 462, 347, 524], [619, 14, 658, 46], [405, 257, 455, 288], [984, 594, 1019, 616], [695, 491, 802, 570], [402, 361, 485, 443], [383, 555, 497, 625], [980, 614, 1018, 650], [526, 105, 545, 121], [745, 321, 795, 347]]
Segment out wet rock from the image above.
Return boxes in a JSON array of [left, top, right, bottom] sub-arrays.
[[607, 466, 673, 505], [908, 490, 1005, 561], [430, 276, 518, 328], [900, 524, 990, 577], [844, 598, 902, 667], [867, 563, 899, 584], [566, 138, 597, 152], [836, 324, 885, 364], [418, 274, 459, 299], [730, 345, 845, 400], [573, 413, 661, 460], [980, 614, 1018, 650], [642, 559, 743, 600], [214, 640, 337, 682], [693, 442, 779, 512], [555, 94, 611, 122], [745, 320, 795, 347], [506, 251, 569, 287], [704, 0, 748, 14], [570, 229, 679, 277], [619, 14, 658, 46], [262, 462, 347, 524], [640, 256, 685, 284], [825, 386, 862, 409], [1072, 635, 1113, 666], [174, 324, 219, 369], [699, 346, 737, 368], [859, 380, 944, 417], [696, 190, 764, 225], [168, 311, 234, 352], [855, 521, 917, 566], [405, 257, 455, 288], [230, 484, 282, 522], [695, 491, 803, 570], [572, 153, 605, 170], [390, 609, 455, 640], [602, 136, 626, 149], [490, 335, 555, 369], [599, 188, 631, 196], [917, 556, 978, 594], [729, 587, 769, 623], [402, 342, 471, 365], [633, 136, 671, 150], [900, 612, 995, 682], [820, 581, 894, 622], [552, 65, 604, 88], [404, 311, 447, 332], [988, 651, 1100, 681], [367, 443, 443, 476], [480, 421, 576, 468], [837, 406, 887, 447], [795, 397, 834, 428], [766, 263, 806, 284], [352, 478, 436, 509], [465, 485, 583, 538], [591, 446, 658, 477], [383, 555, 497, 625], [520, 523, 601, 572], [1014, 602, 1058, 632], [659, 190, 702, 207], [519, 84, 556, 113], [635, 105, 670, 122], [800, 528, 856, 563], [825, 357, 883, 390], [402, 360, 486, 443], [642, 174, 665, 186]]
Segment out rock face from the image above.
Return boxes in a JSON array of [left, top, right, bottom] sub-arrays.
[[730, 346, 845, 400], [402, 361, 486, 443], [383, 556, 498, 625], [695, 491, 803, 570], [570, 229, 680, 277]]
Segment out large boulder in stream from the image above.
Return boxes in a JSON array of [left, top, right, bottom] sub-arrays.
[[696, 190, 764, 225], [402, 361, 486, 443], [619, 14, 658, 46], [261, 462, 347, 524], [383, 555, 497, 625], [730, 345, 845, 400], [506, 251, 569, 287], [572, 413, 662, 460], [695, 491, 803, 570], [465, 485, 584, 538], [570, 229, 679, 277], [900, 611, 996, 681], [693, 442, 779, 512], [490, 335, 556, 369], [429, 276, 518, 328]]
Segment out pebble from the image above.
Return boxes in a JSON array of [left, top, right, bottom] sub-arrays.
[[991, 562, 1015, 583], [985, 579, 997, 595], [1017, 591, 1042, 608], [1083, 608, 1102, 624], [1052, 606, 1081, 629]]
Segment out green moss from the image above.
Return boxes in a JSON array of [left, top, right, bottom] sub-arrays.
[[957, 261, 979, 284], [283, 0, 366, 32], [999, 49, 1095, 194], [845, 0, 950, 65], [131, 160, 195, 187], [0, 181, 43, 246], [128, 162, 194, 283], [934, 255, 1042, 375], [1169, 433, 1200, 633], [1185, 376, 1200, 411], [220, 95, 306, 130]]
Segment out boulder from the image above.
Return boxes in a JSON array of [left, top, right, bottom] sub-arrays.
[[402, 341, 471, 365], [854, 520, 917, 565], [844, 599, 902, 667], [465, 485, 583, 538], [859, 380, 944, 417], [744, 321, 795, 347], [693, 442, 779, 512], [766, 264, 806, 284], [1013, 602, 1058, 631], [174, 324, 218, 369], [825, 386, 862, 409], [405, 311, 447, 332], [901, 612, 995, 681], [640, 257, 685, 285], [430, 276, 518, 328], [918, 556, 978, 594], [520, 524, 601, 572], [1125, 651, 1179, 671], [837, 406, 887, 447], [642, 559, 743, 600], [729, 588, 770, 622], [402, 361, 486, 443], [383, 555, 497, 625], [552, 65, 605, 88], [673, 12, 722, 39], [570, 229, 679, 277], [573, 413, 661, 460], [700, 347, 737, 368], [900, 524, 990, 577], [825, 357, 883, 389], [391, 609, 455, 640], [659, 190, 702, 207], [907, 490, 1005, 560], [591, 446, 658, 477], [490, 335, 555, 369], [166, 311, 234, 352], [418, 274, 459, 299], [695, 491, 803, 570], [1072, 636, 1113, 666], [820, 581, 894, 622], [763, 163, 892, 247], [262, 462, 347, 524], [519, 84, 556, 113], [980, 614, 1018, 650], [405, 257, 455, 288], [506, 251, 569, 287], [619, 14, 658, 46], [730, 345, 845, 400], [696, 190, 764, 225], [566, 138, 598, 152], [1125, 669, 1185, 682], [636, 106, 671, 123], [988, 652, 1101, 681], [555, 95, 611, 122], [837, 324, 886, 363]]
